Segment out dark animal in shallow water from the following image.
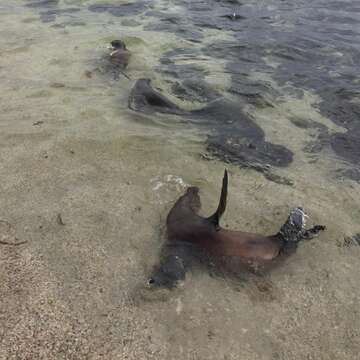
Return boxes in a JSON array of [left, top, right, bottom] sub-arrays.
[[128, 80, 294, 186], [149, 170, 325, 287], [108, 40, 131, 69], [128, 79, 185, 115]]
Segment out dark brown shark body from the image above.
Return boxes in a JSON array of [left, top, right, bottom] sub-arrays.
[[149, 170, 325, 287]]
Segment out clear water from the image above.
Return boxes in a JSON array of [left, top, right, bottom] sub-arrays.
[[0, 1, 359, 359]]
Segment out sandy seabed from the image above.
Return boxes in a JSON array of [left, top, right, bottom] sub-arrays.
[[0, 2, 359, 359]]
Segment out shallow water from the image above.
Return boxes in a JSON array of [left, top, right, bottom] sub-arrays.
[[0, 0, 359, 359]]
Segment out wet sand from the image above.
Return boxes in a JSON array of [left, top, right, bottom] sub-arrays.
[[0, 1, 359, 359]]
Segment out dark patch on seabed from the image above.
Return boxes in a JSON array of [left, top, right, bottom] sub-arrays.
[[39, 8, 81, 23], [271, 41, 360, 172], [25, 0, 80, 23], [88, 2, 150, 17], [25, 0, 59, 8], [171, 79, 219, 104], [129, 78, 293, 185], [191, 100, 293, 168], [26, 0, 151, 23]]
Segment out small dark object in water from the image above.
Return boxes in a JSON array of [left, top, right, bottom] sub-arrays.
[[50, 82, 65, 88], [0, 239, 27, 246], [84, 70, 93, 78], [149, 170, 325, 288], [262, 171, 294, 186], [221, 13, 246, 21], [33, 120, 44, 126], [56, 213, 65, 225], [108, 39, 131, 69], [128, 79, 184, 115]]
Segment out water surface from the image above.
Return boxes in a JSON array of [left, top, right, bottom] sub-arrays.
[[0, 1, 359, 359]]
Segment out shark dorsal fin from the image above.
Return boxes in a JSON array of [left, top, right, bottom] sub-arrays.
[[207, 169, 228, 230]]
